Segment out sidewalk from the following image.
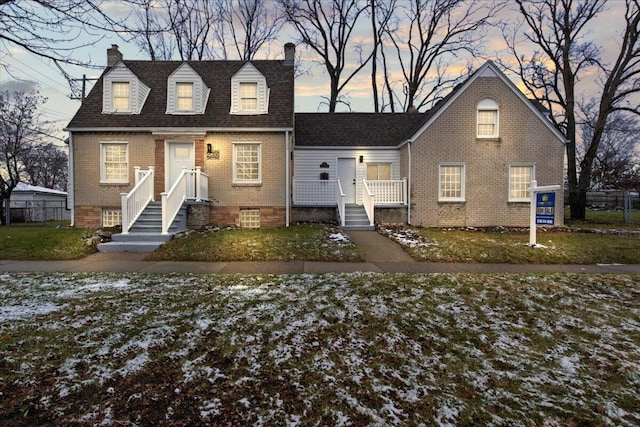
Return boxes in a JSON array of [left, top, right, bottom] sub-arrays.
[[1, 252, 640, 274]]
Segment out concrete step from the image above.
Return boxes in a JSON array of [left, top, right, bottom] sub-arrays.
[[97, 240, 168, 253], [112, 233, 173, 243]]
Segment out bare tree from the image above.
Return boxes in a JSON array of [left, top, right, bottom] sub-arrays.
[[279, 0, 374, 112], [21, 143, 68, 191], [369, 0, 396, 112], [382, 0, 499, 112], [502, 0, 640, 219], [0, 90, 48, 225], [580, 110, 640, 190]]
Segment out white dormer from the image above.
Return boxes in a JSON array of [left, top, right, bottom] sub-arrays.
[[230, 62, 270, 115], [166, 63, 210, 115], [102, 62, 150, 114]]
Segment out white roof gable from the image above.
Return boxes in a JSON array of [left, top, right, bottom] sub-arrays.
[[13, 182, 67, 195], [166, 62, 211, 115], [102, 61, 151, 115]]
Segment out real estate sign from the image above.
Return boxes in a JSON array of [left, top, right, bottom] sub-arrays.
[[535, 192, 555, 226]]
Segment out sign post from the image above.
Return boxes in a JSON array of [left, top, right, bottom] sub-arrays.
[[528, 180, 561, 246]]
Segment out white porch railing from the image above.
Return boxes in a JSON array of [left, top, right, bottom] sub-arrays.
[[364, 179, 408, 205], [336, 179, 346, 226], [293, 179, 337, 205], [161, 168, 209, 235], [362, 179, 375, 226], [120, 166, 154, 234]]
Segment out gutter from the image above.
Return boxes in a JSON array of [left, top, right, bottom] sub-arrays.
[[66, 133, 74, 227], [64, 127, 294, 133], [285, 130, 290, 227]]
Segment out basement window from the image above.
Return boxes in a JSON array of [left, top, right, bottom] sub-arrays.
[[239, 209, 260, 228], [102, 209, 122, 228]]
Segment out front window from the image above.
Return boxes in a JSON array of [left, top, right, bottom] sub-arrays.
[[101, 142, 128, 183], [366, 163, 391, 180], [102, 209, 122, 227], [233, 143, 261, 184], [240, 82, 258, 111], [112, 82, 130, 111], [439, 164, 465, 202], [477, 98, 499, 138], [510, 165, 534, 201], [239, 209, 260, 228], [176, 82, 194, 111]]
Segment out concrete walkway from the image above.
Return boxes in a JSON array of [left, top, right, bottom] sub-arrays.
[[1, 230, 639, 275]]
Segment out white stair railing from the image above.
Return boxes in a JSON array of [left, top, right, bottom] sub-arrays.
[[336, 179, 346, 226], [120, 166, 154, 234], [362, 179, 375, 226], [194, 166, 209, 201], [161, 168, 188, 235], [293, 179, 337, 205], [365, 179, 408, 205]]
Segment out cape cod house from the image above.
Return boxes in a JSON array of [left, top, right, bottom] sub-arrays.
[[66, 46, 565, 251]]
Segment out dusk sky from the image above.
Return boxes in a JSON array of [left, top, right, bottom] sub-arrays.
[[0, 0, 630, 143]]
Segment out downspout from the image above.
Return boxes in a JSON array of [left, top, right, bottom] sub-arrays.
[[285, 130, 290, 227], [407, 141, 412, 225], [67, 133, 75, 227]]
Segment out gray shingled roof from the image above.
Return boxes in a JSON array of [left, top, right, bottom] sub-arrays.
[[294, 113, 427, 147], [67, 60, 294, 129]]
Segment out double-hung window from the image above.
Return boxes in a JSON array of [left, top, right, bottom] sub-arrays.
[[239, 82, 258, 111], [509, 165, 534, 202], [112, 82, 130, 111], [477, 98, 499, 138], [439, 164, 465, 202], [176, 82, 194, 111], [366, 163, 391, 180], [100, 142, 129, 184], [233, 142, 261, 184]]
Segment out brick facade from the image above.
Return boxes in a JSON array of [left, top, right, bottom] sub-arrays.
[[409, 76, 565, 227]]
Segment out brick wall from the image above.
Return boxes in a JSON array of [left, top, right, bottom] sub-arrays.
[[210, 206, 286, 227], [410, 75, 565, 227]]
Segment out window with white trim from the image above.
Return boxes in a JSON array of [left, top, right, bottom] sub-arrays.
[[240, 82, 258, 111], [509, 165, 534, 202], [100, 142, 129, 184], [233, 143, 261, 184], [102, 209, 122, 227], [176, 82, 194, 111], [477, 98, 499, 138], [112, 82, 130, 111], [239, 209, 260, 228], [439, 164, 465, 202], [366, 163, 391, 180]]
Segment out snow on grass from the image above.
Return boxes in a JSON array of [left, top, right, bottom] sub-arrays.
[[0, 272, 639, 426]]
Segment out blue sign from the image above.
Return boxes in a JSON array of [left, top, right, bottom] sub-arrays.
[[536, 192, 555, 225]]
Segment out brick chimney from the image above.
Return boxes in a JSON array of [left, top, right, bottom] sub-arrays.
[[284, 43, 295, 66], [107, 44, 123, 67]]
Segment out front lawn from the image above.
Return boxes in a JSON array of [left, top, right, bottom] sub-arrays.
[[147, 224, 363, 262], [565, 208, 640, 230], [0, 225, 97, 260], [1, 272, 638, 425]]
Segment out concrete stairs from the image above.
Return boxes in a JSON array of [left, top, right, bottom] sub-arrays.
[[98, 202, 188, 252], [341, 204, 375, 231]]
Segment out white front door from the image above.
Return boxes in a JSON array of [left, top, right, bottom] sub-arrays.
[[166, 142, 195, 191], [337, 157, 356, 204]]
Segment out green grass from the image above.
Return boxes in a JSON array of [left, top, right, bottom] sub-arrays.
[[565, 208, 640, 230], [1, 272, 638, 425], [0, 225, 97, 260], [147, 224, 364, 262], [389, 227, 640, 264]]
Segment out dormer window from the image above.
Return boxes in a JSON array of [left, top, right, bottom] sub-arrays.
[[240, 82, 258, 111], [112, 82, 131, 111], [176, 82, 194, 111], [230, 62, 269, 115], [166, 63, 209, 115], [102, 63, 149, 114], [477, 98, 499, 138]]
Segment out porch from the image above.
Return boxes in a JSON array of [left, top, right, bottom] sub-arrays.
[[98, 166, 209, 252], [292, 178, 407, 228]]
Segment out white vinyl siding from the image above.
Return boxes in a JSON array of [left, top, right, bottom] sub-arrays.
[[439, 164, 465, 202], [233, 143, 261, 184], [102, 63, 150, 114], [100, 142, 128, 184], [477, 98, 499, 138], [230, 62, 269, 115], [509, 165, 534, 202], [166, 63, 210, 114]]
